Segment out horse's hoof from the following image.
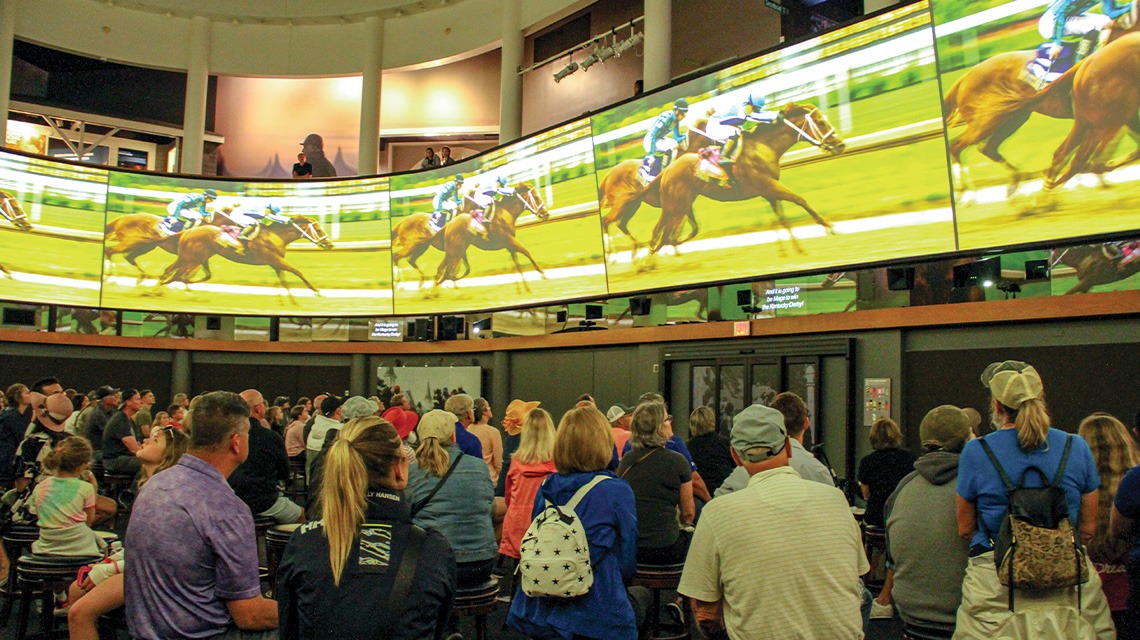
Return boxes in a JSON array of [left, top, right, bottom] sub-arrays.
[[824, 226, 837, 236]]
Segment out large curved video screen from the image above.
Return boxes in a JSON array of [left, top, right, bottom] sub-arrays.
[[0, 0, 1134, 317]]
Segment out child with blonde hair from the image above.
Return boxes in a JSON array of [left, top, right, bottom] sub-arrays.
[[31, 436, 103, 557]]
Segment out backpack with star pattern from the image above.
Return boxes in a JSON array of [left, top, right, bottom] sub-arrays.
[[517, 475, 609, 598]]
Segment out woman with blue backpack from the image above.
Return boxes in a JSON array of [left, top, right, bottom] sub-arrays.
[[507, 405, 640, 640], [954, 360, 1114, 639]]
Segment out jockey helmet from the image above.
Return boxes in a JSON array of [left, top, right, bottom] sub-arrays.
[[745, 94, 766, 111], [454, 174, 465, 183], [496, 176, 508, 188], [203, 189, 218, 199], [674, 99, 689, 113], [265, 204, 281, 214]]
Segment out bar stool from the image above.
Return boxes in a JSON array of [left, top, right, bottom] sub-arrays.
[[861, 525, 887, 590], [264, 523, 300, 592], [631, 563, 690, 640], [101, 473, 135, 528], [0, 524, 42, 626], [284, 459, 307, 505], [253, 514, 276, 576], [452, 577, 499, 640], [14, 553, 102, 640]]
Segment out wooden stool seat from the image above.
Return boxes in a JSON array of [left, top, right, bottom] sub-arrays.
[[264, 524, 301, 590], [632, 563, 690, 640], [453, 577, 500, 640], [15, 554, 102, 640], [0, 524, 45, 626]]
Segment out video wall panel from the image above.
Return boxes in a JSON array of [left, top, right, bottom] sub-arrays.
[[390, 118, 607, 315], [593, 1, 958, 294], [931, 0, 1140, 249], [0, 153, 107, 307], [0, 0, 1136, 318], [101, 174, 392, 316]]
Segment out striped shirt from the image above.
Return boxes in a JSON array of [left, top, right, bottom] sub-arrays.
[[679, 466, 869, 640]]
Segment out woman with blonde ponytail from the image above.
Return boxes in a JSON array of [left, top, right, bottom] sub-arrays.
[[953, 361, 1112, 639], [276, 416, 456, 640]]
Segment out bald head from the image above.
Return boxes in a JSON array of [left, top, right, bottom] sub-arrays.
[[239, 389, 266, 420]]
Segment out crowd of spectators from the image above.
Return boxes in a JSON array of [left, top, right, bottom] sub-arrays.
[[0, 360, 1135, 640]]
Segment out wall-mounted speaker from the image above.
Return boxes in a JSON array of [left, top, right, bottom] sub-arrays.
[[205, 316, 222, 331], [1025, 259, 1050, 281], [2, 307, 35, 326], [736, 289, 752, 307], [629, 296, 651, 316], [556, 309, 568, 323], [584, 304, 604, 320], [413, 318, 433, 341], [953, 257, 1001, 288]]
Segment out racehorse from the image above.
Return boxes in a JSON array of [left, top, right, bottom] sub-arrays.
[[0, 190, 31, 231], [598, 125, 709, 256], [1037, 33, 1140, 191], [390, 196, 482, 286], [1051, 244, 1140, 293], [104, 211, 232, 282], [154, 215, 333, 304], [646, 103, 846, 257], [431, 183, 550, 291], [942, 12, 1137, 197]]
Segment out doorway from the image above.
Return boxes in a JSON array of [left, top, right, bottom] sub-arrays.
[[688, 356, 822, 445]]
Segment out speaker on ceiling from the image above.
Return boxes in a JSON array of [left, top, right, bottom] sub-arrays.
[[886, 266, 915, 291]]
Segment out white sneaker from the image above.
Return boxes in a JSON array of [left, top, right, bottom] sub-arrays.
[[870, 600, 894, 620]]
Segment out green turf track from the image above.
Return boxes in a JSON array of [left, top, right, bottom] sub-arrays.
[[0, 203, 104, 307]]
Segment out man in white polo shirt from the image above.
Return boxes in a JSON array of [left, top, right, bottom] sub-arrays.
[[679, 403, 869, 640]]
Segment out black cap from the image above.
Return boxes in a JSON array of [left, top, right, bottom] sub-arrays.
[[95, 386, 119, 400], [321, 395, 346, 416]]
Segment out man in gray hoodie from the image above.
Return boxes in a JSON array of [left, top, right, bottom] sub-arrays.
[[882, 405, 973, 637]]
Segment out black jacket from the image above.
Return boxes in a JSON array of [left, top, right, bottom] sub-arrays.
[[228, 418, 290, 515], [0, 407, 30, 480], [277, 489, 457, 640]]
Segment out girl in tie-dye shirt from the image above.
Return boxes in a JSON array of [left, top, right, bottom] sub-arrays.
[[30, 437, 103, 557]]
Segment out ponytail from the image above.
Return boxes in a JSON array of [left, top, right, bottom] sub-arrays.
[[319, 417, 404, 587], [1014, 397, 1051, 451], [322, 436, 368, 586], [414, 436, 450, 477], [43, 436, 93, 474]]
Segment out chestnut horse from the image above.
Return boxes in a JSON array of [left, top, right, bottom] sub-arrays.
[[154, 215, 332, 304], [390, 195, 483, 286], [942, 12, 1137, 197], [432, 183, 550, 291], [1038, 32, 1140, 191], [647, 103, 846, 256], [1051, 244, 1140, 293], [104, 212, 233, 282]]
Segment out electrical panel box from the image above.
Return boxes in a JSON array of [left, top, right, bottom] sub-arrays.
[[863, 378, 891, 426]]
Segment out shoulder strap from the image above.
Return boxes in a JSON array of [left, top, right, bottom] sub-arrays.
[[617, 447, 660, 479], [375, 525, 426, 640], [1051, 434, 1074, 489], [978, 438, 1015, 492], [410, 452, 464, 517], [565, 476, 609, 512]]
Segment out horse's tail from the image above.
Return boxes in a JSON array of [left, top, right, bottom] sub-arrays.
[[1018, 62, 1078, 115]]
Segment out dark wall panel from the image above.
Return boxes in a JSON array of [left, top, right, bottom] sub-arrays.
[[191, 363, 350, 404], [904, 344, 1140, 445], [2, 356, 173, 406]]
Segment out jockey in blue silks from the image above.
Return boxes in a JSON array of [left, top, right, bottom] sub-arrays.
[[162, 189, 217, 234], [431, 174, 465, 231], [640, 99, 689, 181], [1039, 0, 1132, 67]]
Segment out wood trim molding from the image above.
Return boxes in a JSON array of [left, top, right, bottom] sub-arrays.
[[1, 290, 1137, 355]]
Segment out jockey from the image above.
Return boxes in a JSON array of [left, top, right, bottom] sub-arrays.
[[1103, 240, 1140, 269], [239, 203, 289, 244], [466, 176, 514, 240], [717, 94, 781, 173], [640, 99, 689, 182], [162, 189, 217, 234], [1039, 0, 1132, 67], [431, 174, 465, 231]]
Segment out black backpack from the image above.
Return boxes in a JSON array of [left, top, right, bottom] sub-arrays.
[[978, 434, 1088, 611]]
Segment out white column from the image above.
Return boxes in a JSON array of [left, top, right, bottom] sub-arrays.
[[0, 0, 18, 148], [643, 0, 672, 91], [358, 16, 384, 176], [498, 0, 523, 143], [181, 15, 211, 174]]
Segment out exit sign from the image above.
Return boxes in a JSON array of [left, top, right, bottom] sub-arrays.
[[765, 0, 790, 15], [733, 321, 751, 337]]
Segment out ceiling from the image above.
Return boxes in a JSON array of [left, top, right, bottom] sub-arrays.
[[97, 0, 476, 25]]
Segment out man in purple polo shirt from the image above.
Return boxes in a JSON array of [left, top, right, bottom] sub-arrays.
[[442, 393, 484, 459], [126, 391, 278, 640]]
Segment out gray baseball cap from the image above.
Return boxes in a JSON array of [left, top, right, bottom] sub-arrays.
[[731, 404, 788, 462]]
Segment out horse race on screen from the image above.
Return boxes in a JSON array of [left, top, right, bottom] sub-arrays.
[[592, 1, 958, 294], [389, 118, 608, 315], [100, 174, 393, 316], [934, 0, 1140, 249], [0, 153, 107, 308]]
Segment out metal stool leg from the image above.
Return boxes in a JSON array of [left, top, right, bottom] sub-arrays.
[[14, 581, 34, 640]]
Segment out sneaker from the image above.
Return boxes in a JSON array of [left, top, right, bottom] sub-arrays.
[[870, 599, 894, 620], [53, 591, 71, 616], [664, 601, 686, 627]]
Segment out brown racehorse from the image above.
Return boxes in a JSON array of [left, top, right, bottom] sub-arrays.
[[942, 14, 1137, 197], [390, 196, 483, 286], [598, 126, 709, 255], [104, 212, 231, 282], [1037, 32, 1140, 191], [431, 183, 550, 291], [647, 103, 846, 257], [154, 215, 333, 304], [1051, 244, 1140, 293], [0, 191, 31, 231]]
